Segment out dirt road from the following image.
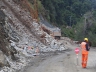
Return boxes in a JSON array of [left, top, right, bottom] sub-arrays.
[[20, 45, 96, 72]]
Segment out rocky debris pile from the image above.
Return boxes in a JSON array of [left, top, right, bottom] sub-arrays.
[[1, 0, 67, 52], [0, 51, 8, 67], [0, 0, 69, 72]]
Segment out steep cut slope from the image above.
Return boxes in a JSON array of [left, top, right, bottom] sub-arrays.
[[0, 0, 70, 71]]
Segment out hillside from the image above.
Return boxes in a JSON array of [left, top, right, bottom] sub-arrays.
[[12, 0, 96, 46], [0, 0, 72, 71], [36, 0, 96, 46], [0, 0, 96, 72], [39, 0, 96, 26]]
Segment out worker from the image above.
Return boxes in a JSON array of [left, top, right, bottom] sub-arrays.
[[81, 38, 90, 68]]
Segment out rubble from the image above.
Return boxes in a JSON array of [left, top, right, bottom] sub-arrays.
[[0, 0, 69, 72], [0, 51, 8, 67]]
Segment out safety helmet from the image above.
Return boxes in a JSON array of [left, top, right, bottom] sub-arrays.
[[84, 38, 88, 41]]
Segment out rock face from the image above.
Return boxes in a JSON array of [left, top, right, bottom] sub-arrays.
[[0, 10, 19, 67], [0, 10, 10, 67], [0, 51, 8, 67], [0, 0, 69, 71], [0, 10, 9, 55]]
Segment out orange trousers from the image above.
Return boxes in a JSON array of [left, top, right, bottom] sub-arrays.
[[82, 54, 88, 68]]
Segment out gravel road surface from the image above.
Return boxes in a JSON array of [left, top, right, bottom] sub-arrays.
[[20, 45, 96, 72]]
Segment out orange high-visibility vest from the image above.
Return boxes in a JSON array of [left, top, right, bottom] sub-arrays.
[[81, 42, 88, 54]]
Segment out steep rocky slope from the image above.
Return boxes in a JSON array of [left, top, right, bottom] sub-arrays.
[[0, 0, 72, 72]]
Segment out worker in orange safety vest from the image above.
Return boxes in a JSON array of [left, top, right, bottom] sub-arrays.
[[81, 38, 90, 68]]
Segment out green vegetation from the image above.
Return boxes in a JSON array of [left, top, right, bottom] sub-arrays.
[[40, 0, 94, 26], [29, 0, 96, 46]]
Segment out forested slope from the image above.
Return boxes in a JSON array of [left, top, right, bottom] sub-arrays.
[[38, 0, 96, 46], [40, 0, 96, 26]]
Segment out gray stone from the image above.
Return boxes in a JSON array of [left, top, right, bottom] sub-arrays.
[[0, 51, 8, 67]]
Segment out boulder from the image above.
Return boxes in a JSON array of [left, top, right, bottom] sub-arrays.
[[0, 51, 9, 67]]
